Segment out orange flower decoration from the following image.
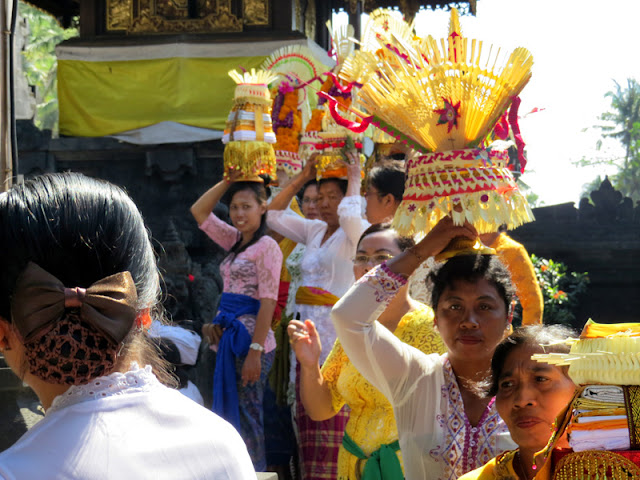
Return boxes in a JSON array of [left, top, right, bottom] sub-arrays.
[[306, 110, 325, 132]]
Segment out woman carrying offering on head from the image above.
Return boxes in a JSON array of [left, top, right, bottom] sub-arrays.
[[288, 223, 445, 479], [0, 173, 255, 479], [459, 325, 576, 480], [191, 169, 282, 471], [331, 216, 521, 480], [267, 152, 369, 479], [268, 180, 320, 408]]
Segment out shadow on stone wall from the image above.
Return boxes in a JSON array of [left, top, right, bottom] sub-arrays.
[[511, 177, 640, 327]]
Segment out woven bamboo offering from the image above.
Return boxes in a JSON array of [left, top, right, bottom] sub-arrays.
[[532, 320, 640, 386], [223, 69, 279, 182], [300, 20, 365, 180], [344, 8, 535, 235], [261, 45, 328, 177]]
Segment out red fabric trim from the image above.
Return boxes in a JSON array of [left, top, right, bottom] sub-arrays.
[[324, 72, 355, 94], [318, 91, 373, 133]]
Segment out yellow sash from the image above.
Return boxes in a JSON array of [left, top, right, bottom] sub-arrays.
[[295, 286, 340, 307]]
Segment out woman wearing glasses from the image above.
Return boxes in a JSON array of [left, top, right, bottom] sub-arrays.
[[288, 223, 445, 479]]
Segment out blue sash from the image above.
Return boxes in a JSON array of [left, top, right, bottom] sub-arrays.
[[212, 292, 261, 430]]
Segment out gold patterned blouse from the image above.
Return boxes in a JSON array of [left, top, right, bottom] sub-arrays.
[[457, 450, 519, 480], [321, 305, 446, 479]]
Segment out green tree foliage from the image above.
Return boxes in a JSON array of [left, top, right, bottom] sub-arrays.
[[19, 2, 78, 132], [580, 79, 640, 202], [531, 254, 589, 327]]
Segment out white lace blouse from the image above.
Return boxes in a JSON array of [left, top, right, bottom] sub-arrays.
[[267, 195, 369, 364], [332, 265, 516, 480], [0, 363, 256, 480]]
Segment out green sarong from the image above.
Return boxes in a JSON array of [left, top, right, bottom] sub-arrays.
[[342, 430, 404, 480]]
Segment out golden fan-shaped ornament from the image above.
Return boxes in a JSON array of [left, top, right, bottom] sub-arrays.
[[327, 20, 355, 65], [340, 8, 535, 235], [357, 40, 533, 152], [360, 8, 416, 54]]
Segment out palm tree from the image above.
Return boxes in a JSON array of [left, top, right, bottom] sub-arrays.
[[586, 78, 640, 202], [600, 78, 640, 171]]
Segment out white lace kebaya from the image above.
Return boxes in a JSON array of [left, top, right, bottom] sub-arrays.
[[0, 363, 256, 480], [331, 264, 516, 480], [267, 195, 369, 364]]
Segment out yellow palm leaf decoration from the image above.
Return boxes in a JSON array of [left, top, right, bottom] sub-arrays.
[[333, 8, 536, 235], [358, 11, 533, 152]]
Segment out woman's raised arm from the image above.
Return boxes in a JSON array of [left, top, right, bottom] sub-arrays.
[[268, 156, 317, 212], [190, 168, 240, 225]]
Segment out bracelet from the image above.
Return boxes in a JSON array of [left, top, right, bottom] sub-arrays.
[[407, 247, 436, 269], [249, 342, 265, 353]]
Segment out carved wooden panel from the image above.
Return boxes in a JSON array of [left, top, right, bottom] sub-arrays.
[[105, 0, 244, 33], [243, 0, 270, 26]]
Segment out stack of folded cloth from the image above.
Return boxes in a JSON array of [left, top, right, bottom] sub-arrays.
[[568, 385, 632, 452], [533, 320, 640, 455]]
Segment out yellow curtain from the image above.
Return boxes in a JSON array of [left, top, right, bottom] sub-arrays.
[[58, 55, 266, 137]]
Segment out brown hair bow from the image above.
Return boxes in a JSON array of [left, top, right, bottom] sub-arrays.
[[11, 262, 138, 344]]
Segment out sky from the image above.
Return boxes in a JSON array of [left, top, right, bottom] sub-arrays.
[[337, 0, 640, 206]]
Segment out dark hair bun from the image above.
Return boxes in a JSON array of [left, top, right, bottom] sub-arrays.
[[259, 174, 272, 198]]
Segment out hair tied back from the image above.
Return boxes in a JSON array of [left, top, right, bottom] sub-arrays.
[[11, 262, 138, 345]]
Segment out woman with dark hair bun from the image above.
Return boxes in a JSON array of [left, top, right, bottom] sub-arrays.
[[191, 169, 283, 471], [332, 217, 521, 479], [0, 172, 254, 479]]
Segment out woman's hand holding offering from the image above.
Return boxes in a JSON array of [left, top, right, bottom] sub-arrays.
[[345, 151, 361, 176], [224, 166, 242, 184], [302, 154, 319, 182], [386, 216, 479, 278], [414, 216, 478, 259]]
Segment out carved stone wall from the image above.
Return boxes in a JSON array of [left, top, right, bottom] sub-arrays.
[[510, 178, 640, 327]]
